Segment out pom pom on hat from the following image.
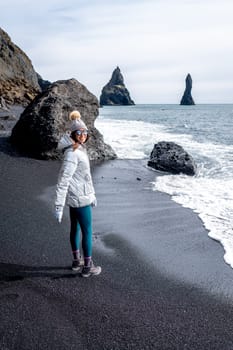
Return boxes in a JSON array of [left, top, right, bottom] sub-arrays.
[[69, 110, 81, 121], [69, 110, 88, 132]]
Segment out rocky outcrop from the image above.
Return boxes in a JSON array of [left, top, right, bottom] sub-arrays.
[[36, 73, 52, 91], [0, 27, 41, 106], [100, 67, 135, 106], [148, 141, 196, 175], [180, 74, 195, 105], [10, 78, 117, 161]]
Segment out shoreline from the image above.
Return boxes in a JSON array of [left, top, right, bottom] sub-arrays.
[[98, 104, 233, 275], [1, 140, 233, 349], [92, 159, 233, 300]]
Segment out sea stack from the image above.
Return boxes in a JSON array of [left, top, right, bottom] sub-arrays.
[[180, 74, 195, 105], [100, 67, 135, 106]]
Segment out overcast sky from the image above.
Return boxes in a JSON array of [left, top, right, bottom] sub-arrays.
[[1, 0, 233, 103]]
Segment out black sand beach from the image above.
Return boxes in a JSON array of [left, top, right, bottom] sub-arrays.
[[1, 136, 233, 350]]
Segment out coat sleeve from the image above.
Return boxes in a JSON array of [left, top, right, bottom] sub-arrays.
[[55, 150, 78, 208]]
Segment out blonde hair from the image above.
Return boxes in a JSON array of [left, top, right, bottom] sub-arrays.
[[69, 110, 81, 121]]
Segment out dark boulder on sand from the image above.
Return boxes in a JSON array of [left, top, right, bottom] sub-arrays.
[[180, 74, 195, 105], [148, 141, 197, 175], [10, 78, 117, 161], [0, 27, 41, 106], [100, 66, 135, 106]]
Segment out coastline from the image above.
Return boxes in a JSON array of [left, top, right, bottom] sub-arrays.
[[1, 137, 233, 349], [97, 103, 233, 272], [92, 159, 233, 300]]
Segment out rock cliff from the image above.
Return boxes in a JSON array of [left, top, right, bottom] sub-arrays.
[[0, 27, 41, 106], [180, 74, 195, 105], [10, 78, 117, 161], [100, 67, 135, 106]]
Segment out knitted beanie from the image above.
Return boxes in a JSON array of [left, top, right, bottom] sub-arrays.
[[69, 110, 87, 132]]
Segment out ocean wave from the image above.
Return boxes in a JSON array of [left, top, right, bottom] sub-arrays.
[[153, 175, 233, 268], [96, 106, 233, 269]]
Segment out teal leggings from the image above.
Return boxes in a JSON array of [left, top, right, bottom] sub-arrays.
[[69, 205, 92, 257]]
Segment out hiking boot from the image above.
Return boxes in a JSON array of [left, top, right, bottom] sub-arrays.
[[72, 259, 83, 271], [81, 261, 101, 277]]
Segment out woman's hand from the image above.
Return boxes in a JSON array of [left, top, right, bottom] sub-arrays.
[[55, 206, 63, 223], [91, 197, 97, 207]]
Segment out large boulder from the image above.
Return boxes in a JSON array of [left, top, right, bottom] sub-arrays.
[[10, 78, 117, 161], [0, 27, 41, 106], [148, 141, 196, 175], [100, 67, 135, 106], [180, 74, 195, 105]]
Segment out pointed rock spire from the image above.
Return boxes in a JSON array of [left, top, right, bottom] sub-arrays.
[[180, 74, 195, 105], [109, 66, 124, 86], [100, 67, 135, 106]]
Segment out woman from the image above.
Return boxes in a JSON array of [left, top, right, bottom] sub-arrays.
[[57, 110, 82, 153], [54, 111, 101, 278]]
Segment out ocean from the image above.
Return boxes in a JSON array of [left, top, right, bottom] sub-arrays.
[[95, 104, 233, 269]]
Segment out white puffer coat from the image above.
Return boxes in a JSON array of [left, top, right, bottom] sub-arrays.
[[55, 145, 96, 209]]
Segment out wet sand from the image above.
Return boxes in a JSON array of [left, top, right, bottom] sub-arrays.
[[1, 136, 233, 349]]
